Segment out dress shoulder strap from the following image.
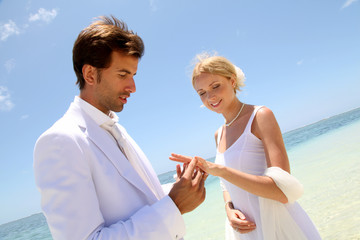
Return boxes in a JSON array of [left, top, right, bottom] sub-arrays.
[[216, 125, 224, 146], [244, 105, 264, 133]]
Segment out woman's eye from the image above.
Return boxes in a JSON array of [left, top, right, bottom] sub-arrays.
[[199, 92, 205, 96], [213, 84, 220, 89]]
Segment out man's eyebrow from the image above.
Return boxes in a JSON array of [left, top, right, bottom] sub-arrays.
[[116, 69, 130, 73], [116, 69, 136, 75]]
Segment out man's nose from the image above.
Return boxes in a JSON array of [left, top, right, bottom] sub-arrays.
[[125, 77, 136, 93]]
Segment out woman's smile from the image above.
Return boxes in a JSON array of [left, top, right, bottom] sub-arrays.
[[210, 99, 222, 108]]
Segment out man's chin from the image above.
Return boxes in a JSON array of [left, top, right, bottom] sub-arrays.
[[112, 105, 124, 113]]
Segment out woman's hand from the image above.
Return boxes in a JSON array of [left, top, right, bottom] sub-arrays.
[[169, 153, 221, 176], [225, 203, 256, 234], [175, 162, 205, 181]]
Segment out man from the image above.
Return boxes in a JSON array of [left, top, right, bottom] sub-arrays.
[[34, 16, 207, 240]]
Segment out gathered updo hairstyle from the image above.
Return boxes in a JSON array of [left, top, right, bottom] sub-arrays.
[[191, 53, 245, 93]]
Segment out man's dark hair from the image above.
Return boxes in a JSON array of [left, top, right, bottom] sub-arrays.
[[73, 16, 144, 89]]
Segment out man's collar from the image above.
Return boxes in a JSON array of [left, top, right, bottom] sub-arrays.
[[74, 96, 118, 126]]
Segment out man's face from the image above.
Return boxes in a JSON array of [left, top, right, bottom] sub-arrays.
[[92, 51, 139, 114]]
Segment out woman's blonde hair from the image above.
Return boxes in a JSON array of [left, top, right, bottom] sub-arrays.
[[191, 52, 245, 93]]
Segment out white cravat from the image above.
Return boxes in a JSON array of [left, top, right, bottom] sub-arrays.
[[101, 120, 160, 198], [102, 122, 128, 159]]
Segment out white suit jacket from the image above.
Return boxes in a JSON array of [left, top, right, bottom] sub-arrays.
[[34, 100, 185, 240]]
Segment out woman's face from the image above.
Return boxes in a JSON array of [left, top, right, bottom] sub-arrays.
[[194, 72, 236, 114]]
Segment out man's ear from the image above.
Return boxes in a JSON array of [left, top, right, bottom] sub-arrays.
[[82, 64, 96, 86]]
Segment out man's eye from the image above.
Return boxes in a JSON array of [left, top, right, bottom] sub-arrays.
[[213, 84, 220, 89], [199, 92, 205, 96]]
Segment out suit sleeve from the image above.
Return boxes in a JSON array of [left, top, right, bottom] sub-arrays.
[[34, 130, 185, 240]]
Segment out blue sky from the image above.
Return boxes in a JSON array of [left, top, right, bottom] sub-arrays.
[[0, 0, 359, 225]]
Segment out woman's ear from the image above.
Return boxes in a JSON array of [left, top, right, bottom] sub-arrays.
[[82, 64, 96, 86], [231, 76, 236, 88]]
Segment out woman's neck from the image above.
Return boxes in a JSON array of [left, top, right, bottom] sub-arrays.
[[223, 99, 243, 124]]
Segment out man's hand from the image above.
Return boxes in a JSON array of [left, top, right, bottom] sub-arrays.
[[169, 158, 208, 214]]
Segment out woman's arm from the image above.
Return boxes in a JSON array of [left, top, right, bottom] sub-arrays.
[[252, 107, 290, 173]]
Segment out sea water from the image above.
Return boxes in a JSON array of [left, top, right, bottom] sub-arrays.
[[1, 108, 360, 240]]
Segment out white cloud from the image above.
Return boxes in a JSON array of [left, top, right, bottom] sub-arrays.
[[0, 8, 58, 42], [341, 0, 358, 9], [297, 59, 304, 66], [0, 86, 15, 111], [20, 114, 29, 120], [0, 20, 20, 41], [29, 8, 58, 23], [149, 0, 158, 12], [4, 58, 16, 73]]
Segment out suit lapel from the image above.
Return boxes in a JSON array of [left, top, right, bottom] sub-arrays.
[[65, 103, 158, 203]]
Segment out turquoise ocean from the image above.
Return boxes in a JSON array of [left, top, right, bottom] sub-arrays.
[[1, 108, 360, 240]]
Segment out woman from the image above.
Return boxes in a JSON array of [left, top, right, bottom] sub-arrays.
[[170, 53, 321, 239]]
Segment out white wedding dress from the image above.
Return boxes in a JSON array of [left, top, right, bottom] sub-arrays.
[[215, 106, 321, 240]]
